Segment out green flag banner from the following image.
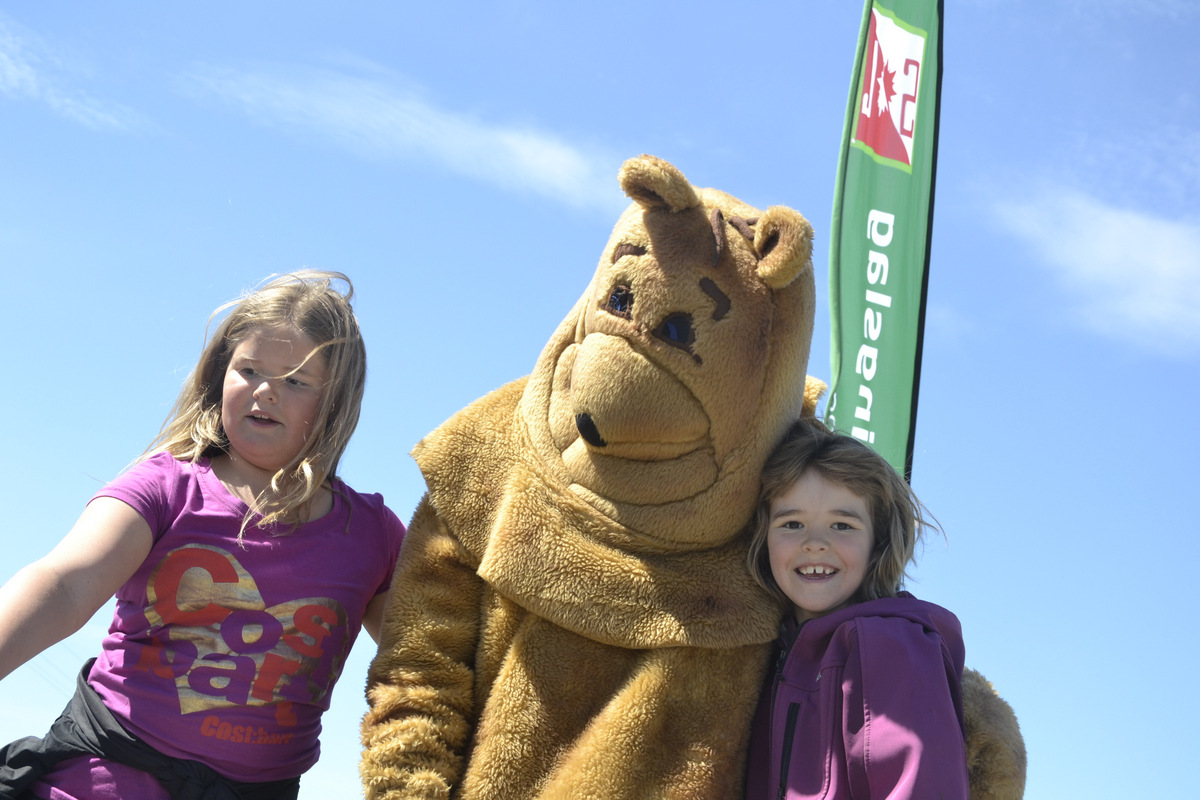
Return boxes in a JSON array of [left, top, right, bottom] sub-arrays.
[[825, 0, 943, 480]]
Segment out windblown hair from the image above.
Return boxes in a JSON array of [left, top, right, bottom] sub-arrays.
[[746, 417, 938, 606], [145, 270, 366, 532]]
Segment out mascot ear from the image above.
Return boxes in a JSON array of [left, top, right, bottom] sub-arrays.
[[801, 376, 827, 417], [618, 154, 701, 213], [754, 205, 813, 290]]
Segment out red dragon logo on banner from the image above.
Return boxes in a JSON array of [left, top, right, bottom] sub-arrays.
[[854, 7, 928, 170]]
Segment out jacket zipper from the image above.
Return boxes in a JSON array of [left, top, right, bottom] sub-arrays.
[[770, 635, 791, 707], [777, 703, 801, 800], [770, 631, 798, 800]]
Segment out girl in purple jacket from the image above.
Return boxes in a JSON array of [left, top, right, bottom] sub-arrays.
[[744, 418, 968, 800]]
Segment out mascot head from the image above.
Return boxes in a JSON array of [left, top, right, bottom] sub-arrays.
[[518, 155, 818, 551]]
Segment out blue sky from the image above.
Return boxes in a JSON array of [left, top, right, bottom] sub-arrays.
[[2, 2, 1198, 797]]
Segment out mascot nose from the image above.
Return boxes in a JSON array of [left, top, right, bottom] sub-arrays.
[[575, 413, 607, 447]]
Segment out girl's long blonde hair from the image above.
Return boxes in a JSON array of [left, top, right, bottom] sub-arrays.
[[146, 270, 367, 531]]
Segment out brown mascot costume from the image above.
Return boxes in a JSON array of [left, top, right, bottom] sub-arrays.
[[361, 155, 1025, 799]]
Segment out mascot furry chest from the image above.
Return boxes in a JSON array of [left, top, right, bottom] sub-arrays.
[[361, 155, 818, 799]]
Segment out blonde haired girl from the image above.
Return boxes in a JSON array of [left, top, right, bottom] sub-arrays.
[[0, 271, 404, 800]]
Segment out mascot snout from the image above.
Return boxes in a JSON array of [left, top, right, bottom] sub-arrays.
[[575, 412, 606, 447], [560, 332, 709, 460]]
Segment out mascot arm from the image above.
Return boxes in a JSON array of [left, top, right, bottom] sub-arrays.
[[361, 496, 483, 800], [962, 668, 1027, 800]]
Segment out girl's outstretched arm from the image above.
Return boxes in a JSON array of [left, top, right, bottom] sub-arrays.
[[0, 497, 153, 681]]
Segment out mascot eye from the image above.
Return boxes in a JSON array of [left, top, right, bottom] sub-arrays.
[[606, 285, 633, 318], [653, 313, 695, 352]]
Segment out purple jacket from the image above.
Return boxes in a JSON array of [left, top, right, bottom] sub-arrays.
[[744, 594, 968, 800]]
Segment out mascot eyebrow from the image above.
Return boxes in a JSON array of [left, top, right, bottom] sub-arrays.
[[611, 243, 646, 263], [702, 207, 762, 322]]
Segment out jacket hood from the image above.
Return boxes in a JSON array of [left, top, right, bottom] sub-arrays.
[[790, 593, 965, 673]]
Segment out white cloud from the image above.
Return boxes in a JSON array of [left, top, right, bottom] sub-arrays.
[[187, 63, 621, 212], [0, 32, 38, 95], [994, 187, 1200, 356], [1063, 126, 1200, 213], [0, 14, 141, 131]]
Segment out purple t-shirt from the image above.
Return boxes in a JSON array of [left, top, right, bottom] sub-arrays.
[[32, 453, 404, 798]]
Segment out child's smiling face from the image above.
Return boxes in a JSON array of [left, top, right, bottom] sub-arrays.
[[767, 470, 874, 623]]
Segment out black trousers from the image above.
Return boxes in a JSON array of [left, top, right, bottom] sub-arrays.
[[0, 660, 299, 800]]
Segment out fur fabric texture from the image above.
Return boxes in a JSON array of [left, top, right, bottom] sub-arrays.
[[962, 668, 1027, 800]]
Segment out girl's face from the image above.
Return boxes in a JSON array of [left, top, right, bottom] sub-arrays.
[[767, 470, 874, 623], [220, 326, 327, 484]]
